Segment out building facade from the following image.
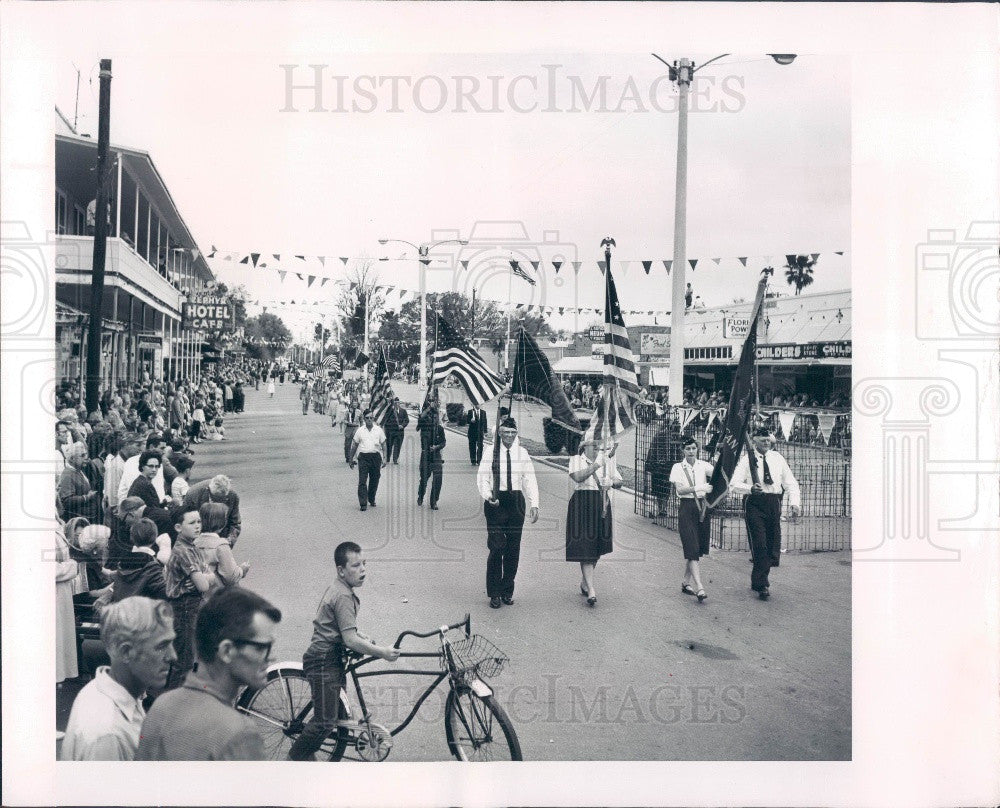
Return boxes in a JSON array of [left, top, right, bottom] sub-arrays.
[[54, 108, 214, 393]]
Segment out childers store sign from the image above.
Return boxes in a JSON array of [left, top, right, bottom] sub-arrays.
[[756, 341, 852, 361], [182, 295, 233, 331]]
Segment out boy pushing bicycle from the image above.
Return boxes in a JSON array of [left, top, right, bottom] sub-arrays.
[[287, 541, 400, 761]]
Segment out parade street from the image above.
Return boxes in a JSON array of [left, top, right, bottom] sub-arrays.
[[199, 383, 849, 761]]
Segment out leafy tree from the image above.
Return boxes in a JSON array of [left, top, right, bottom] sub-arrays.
[[783, 255, 816, 295], [243, 312, 292, 361]]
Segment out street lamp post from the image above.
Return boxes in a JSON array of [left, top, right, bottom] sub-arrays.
[[378, 237, 469, 391], [652, 53, 795, 406]]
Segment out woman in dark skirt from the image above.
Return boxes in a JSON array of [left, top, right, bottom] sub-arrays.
[[669, 437, 715, 602], [566, 434, 622, 606]]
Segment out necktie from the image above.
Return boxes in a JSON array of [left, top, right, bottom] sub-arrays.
[[762, 453, 773, 486], [506, 449, 513, 491]]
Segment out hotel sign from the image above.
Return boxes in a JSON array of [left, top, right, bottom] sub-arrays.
[[182, 295, 233, 331]]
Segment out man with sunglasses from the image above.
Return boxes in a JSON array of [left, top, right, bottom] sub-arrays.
[[136, 587, 282, 760]]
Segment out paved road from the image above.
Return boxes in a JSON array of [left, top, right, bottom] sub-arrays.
[[193, 382, 850, 761]]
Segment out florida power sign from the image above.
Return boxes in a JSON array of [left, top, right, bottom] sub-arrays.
[[182, 295, 234, 331]]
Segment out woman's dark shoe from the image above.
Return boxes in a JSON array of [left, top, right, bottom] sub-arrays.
[[586, 595, 597, 607], [696, 590, 708, 603], [681, 583, 696, 596]]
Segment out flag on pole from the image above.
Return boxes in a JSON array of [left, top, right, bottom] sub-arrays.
[[369, 347, 395, 424], [431, 315, 505, 406], [353, 350, 370, 369], [704, 277, 768, 510], [510, 327, 581, 433], [595, 263, 640, 436], [322, 354, 341, 373], [509, 260, 537, 286]]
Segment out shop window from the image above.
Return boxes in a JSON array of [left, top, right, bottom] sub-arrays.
[[55, 191, 67, 235]]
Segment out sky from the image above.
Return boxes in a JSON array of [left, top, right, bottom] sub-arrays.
[[51, 39, 849, 342]]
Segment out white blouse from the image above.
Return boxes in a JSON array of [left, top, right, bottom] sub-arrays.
[[669, 458, 715, 499], [569, 451, 622, 492]]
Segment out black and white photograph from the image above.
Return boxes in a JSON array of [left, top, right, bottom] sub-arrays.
[[2, 3, 997, 807]]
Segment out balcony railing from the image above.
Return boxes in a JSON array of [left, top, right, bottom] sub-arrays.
[[55, 235, 184, 314]]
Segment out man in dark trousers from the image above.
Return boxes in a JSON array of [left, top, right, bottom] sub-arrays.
[[464, 404, 488, 465], [382, 396, 410, 464], [731, 427, 801, 600], [417, 406, 446, 509], [476, 417, 539, 609], [349, 410, 387, 511]]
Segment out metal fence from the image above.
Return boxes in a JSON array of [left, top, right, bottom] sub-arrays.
[[634, 408, 851, 552]]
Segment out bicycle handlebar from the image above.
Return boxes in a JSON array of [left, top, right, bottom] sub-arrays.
[[393, 613, 470, 649]]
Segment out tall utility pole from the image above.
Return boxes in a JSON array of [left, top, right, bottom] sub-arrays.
[[470, 288, 476, 337], [85, 59, 112, 414], [667, 58, 691, 407]]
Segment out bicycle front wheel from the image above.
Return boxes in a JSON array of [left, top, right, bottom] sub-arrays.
[[444, 687, 522, 761], [237, 667, 348, 761]]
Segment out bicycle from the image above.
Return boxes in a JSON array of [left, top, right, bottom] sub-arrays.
[[235, 614, 522, 761]]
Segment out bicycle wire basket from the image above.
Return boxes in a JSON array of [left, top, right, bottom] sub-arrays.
[[444, 634, 509, 680]]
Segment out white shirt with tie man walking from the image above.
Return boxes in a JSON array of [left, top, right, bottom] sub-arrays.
[[476, 417, 539, 609], [731, 427, 801, 600]]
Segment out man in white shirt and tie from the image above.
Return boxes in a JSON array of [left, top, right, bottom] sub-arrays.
[[350, 410, 387, 511], [731, 427, 801, 600], [476, 417, 539, 609]]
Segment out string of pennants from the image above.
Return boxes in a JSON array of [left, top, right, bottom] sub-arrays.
[[676, 406, 847, 445], [246, 293, 667, 318], [207, 245, 847, 286]]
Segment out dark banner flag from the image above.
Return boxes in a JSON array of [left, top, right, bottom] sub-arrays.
[[510, 327, 582, 433], [704, 278, 768, 511], [353, 350, 370, 369]]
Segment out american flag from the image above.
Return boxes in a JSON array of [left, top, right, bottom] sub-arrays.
[[322, 354, 341, 372], [595, 264, 640, 435], [369, 346, 395, 424], [431, 315, 505, 406]]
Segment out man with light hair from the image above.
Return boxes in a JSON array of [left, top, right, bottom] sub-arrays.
[[184, 473, 242, 542], [60, 597, 177, 760]]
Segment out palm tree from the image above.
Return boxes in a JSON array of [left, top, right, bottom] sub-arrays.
[[783, 255, 816, 295]]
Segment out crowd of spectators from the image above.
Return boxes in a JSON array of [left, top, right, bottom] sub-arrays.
[[55, 361, 276, 760]]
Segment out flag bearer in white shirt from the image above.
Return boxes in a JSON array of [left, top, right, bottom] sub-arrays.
[[476, 417, 539, 609], [731, 427, 801, 600]]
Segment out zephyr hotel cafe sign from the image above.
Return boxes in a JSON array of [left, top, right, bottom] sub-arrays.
[[182, 295, 233, 330]]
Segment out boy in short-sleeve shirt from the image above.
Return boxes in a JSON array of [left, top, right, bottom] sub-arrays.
[[164, 507, 213, 690], [287, 542, 399, 761]]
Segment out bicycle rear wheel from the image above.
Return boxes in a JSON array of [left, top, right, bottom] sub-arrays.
[[237, 667, 348, 761], [444, 688, 522, 761]]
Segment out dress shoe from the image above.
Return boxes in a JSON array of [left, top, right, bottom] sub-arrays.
[[489, 597, 502, 609], [417, 497, 423, 506], [430, 504, 439, 510], [360, 505, 367, 511], [758, 587, 770, 601], [369, 501, 376, 507], [586, 595, 597, 607], [501, 595, 513, 606]]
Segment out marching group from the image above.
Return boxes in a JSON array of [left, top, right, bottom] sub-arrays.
[[54, 362, 803, 762]]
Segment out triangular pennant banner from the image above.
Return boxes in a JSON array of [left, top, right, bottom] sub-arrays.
[[251, 253, 261, 267], [597, 260, 606, 274], [530, 261, 540, 273], [816, 413, 837, 445], [320, 278, 329, 287], [209, 245, 218, 258], [620, 260, 631, 274], [553, 261, 563, 274], [663, 260, 672, 272], [572, 261, 582, 273], [191, 249, 200, 261], [642, 260, 652, 274], [835, 251, 844, 256], [688, 259, 698, 270], [296, 255, 306, 261], [738, 257, 748, 267], [712, 258, 721, 265], [239, 256, 250, 265], [420, 259, 432, 266], [273, 254, 281, 262], [558, 307, 565, 315], [461, 260, 470, 270], [777, 410, 797, 441], [316, 257, 325, 267], [296, 273, 304, 281], [340, 257, 349, 265], [307, 275, 316, 288], [278, 271, 287, 282], [810, 253, 820, 262]]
